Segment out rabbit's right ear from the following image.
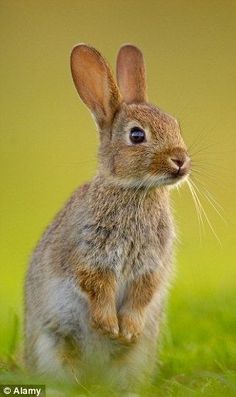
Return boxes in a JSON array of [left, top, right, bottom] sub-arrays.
[[116, 44, 147, 104], [71, 44, 121, 129]]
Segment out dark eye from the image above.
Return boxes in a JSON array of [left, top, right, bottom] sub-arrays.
[[129, 127, 146, 144]]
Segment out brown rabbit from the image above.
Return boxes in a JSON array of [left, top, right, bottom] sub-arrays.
[[24, 44, 191, 390]]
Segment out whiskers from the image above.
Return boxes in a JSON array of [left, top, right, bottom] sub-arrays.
[[183, 123, 229, 244], [185, 154, 226, 245]]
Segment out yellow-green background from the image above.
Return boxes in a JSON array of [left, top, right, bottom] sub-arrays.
[[0, 0, 235, 381]]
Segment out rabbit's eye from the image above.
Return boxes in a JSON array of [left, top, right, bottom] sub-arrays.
[[129, 127, 146, 144]]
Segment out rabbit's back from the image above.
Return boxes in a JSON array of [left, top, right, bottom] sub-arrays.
[[24, 184, 91, 364]]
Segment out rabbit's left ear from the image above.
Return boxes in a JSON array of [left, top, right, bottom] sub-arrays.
[[71, 44, 121, 129], [116, 44, 148, 104]]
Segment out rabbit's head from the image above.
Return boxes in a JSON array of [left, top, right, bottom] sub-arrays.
[[71, 44, 190, 188]]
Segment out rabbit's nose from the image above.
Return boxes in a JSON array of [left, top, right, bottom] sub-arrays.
[[171, 158, 185, 168], [169, 155, 191, 176]]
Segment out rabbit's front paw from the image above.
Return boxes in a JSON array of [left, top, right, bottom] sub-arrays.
[[91, 306, 119, 338], [118, 310, 144, 344]]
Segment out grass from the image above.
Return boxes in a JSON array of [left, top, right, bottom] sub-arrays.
[[0, 286, 235, 397]]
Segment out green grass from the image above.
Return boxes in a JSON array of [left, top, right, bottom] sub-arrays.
[[1, 287, 235, 397]]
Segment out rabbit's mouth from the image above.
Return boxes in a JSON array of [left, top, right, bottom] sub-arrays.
[[147, 170, 190, 188], [162, 172, 190, 187], [148, 149, 191, 187]]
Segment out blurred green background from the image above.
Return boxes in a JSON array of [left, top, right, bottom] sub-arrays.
[[1, 0, 236, 395]]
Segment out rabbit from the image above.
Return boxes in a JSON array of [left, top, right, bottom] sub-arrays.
[[24, 44, 191, 391]]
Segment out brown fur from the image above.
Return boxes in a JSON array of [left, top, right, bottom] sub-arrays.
[[126, 271, 160, 310], [76, 265, 118, 336], [119, 271, 160, 342]]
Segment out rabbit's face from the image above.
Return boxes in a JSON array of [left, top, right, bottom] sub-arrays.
[[103, 103, 191, 188], [71, 43, 191, 189]]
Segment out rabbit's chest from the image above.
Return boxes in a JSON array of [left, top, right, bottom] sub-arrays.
[[78, 205, 173, 275], [117, 215, 172, 275]]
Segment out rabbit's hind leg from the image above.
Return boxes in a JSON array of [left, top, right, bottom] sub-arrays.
[[26, 331, 77, 381], [35, 332, 66, 377]]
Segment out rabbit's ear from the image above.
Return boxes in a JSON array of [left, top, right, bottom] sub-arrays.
[[116, 44, 148, 104], [71, 44, 121, 128]]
